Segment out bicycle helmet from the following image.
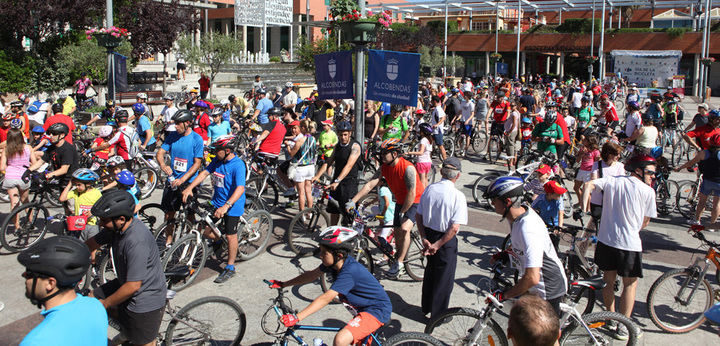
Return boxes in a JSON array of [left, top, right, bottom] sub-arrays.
[[132, 103, 146, 115], [1, 113, 12, 120], [250, 123, 262, 132], [210, 107, 224, 118], [209, 135, 237, 152], [709, 109, 720, 119], [71, 168, 99, 183], [115, 110, 129, 123], [172, 109, 194, 123], [107, 155, 125, 167], [641, 112, 654, 123], [9, 118, 22, 129], [106, 99, 115, 108], [116, 170, 135, 187], [31, 126, 45, 134], [51, 103, 63, 114], [47, 122, 70, 135], [379, 138, 402, 154], [544, 110, 558, 124], [267, 107, 282, 117], [91, 189, 136, 219], [650, 146, 664, 159], [58, 90, 68, 99], [194, 100, 209, 109], [483, 176, 524, 200], [391, 104, 404, 112], [18, 236, 90, 288], [419, 122, 433, 135], [257, 88, 267, 95], [98, 125, 113, 138], [314, 226, 358, 252], [627, 101, 640, 110], [415, 109, 426, 115], [581, 96, 590, 103], [625, 154, 656, 172], [228, 94, 236, 103], [336, 121, 352, 132], [521, 117, 532, 124], [10, 100, 23, 108], [545, 101, 557, 108], [709, 133, 720, 148]]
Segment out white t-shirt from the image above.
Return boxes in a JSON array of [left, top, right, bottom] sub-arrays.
[[593, 175, 657, 252], [418, 137, 432, 163], [416, 179, 468, 232], [282, 91, 298, 108], [624, 111, 642, 138], [509, 207, 568, 300], [504, 110, 519, 133], [431, 106, 445, 135], [589, 161, 625, 205], [564, 115, 576, 130], [571, 92, 584, 108], [161, 105, 178, 132], [460, 99, 475, 123]]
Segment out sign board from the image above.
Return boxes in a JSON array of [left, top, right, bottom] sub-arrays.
[[672, 75, 686, 96], [610, 50, 682, 88], [235, 0, 292, 27], [496, 62, 508, 75], [366, 49, 420, 107], [314, 51, 354, 100]]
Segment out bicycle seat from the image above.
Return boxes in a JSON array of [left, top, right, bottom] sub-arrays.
[[571, 276, 606, 290], [165, 265, 191, 280]]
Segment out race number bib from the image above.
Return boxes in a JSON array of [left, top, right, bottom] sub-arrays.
[[211, 172, 225, 188], [79, 204, 93, 215], [495, 107, 504, 113], [173, 158, 188, 172]]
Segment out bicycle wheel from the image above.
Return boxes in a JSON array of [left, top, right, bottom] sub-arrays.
[[286, 208, 330, 256], [138, 203, 164, 232], [98, 251, 118, 285], [424, 307, 508, 346], [403, 231, 426, 281], [164, 296, 246, 346], [515, 152, 538, 170], [471, 129, 489, 153], [384, 332, 445, 346], [443, 138, 455, 157], [656, 180, 680, 216], [320, 246, 373, 294], [0, 174, 9, 202], [357, 193, 381, 229], [162, 234, 208, 291], [236, 210, 273, 261], [676, 181, 701, 220], [471, 172, 500, 209], [670, 136, 685, 167], [43, 184, 63, 207], [153, 220, 188, 258], [246, 177, 280, 211], [487, 137, 500, 164], [560, 310, 639, 345], [134, 167, 158, 199], [646, 267, 714, 333], [0, 203, 49, 253]]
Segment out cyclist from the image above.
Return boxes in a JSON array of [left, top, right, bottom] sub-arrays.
[[429, 95, 448, 160], [531, 109, 564, 155], [228, 94, 251, 119], [581, 154, 657, 333], [160, 95, 178, 136], [532, 180, 566, 231], [43, 103, 75, 144], [406, 123, 434, 189], [134, 92, 154, 121], [87, 190, 167, 346], [378, 104, 410, 141], [685, 103, 710, 133], [192, 100, 211, 143], [346, 139, 425, 277], [628, 113, 659, 155], [456, 91, 475, 157], [599, 96, 619, 136], [133, 103, 156, 151], [483, 176, 567, 316], [674, 133, 720, 225], [270, 228, 392, 346], [8, 100, 29, 137], [156, 109, 205, 244], [18, 236, 107, 346], [1, 127, 32, 230], [486, 92, 511, 160], [620, 101, 643, 142], [208, 107, 232, 144], [182, 135, 247, 283], [59, 168, 102, 243], [625, 86, 639, 106], [28, 123, 79, 187], [73, 72, 96, 106], [85, 100, 121, 128], [684, 109, 720, 151], [87, 110, 136, 164], [252, 88, 273, 125], [575, 97, 594, 141], [56, 91, 76, 116]]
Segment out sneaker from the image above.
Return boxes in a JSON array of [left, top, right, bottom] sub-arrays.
[[214, 268, 235, 283], [283, 188, 297, 197], [387, 262, 400, 277]]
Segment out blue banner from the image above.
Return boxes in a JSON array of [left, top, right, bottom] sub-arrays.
[[366, 49, 420, 107], [314, 50, 354, 100], [496, 62, 508, 76]]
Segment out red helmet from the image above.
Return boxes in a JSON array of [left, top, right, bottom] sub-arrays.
[[626, 154, 656, 172], [209, 135, 237, 152], [709, 133, 720, 148]]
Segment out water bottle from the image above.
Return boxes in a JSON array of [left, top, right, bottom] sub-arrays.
[[168, 176, 177, 190], [313, 338, 326, 346]]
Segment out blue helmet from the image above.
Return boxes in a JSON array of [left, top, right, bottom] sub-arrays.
[[709, 109, 720, 119], [116, 170, 135, 187], [9, 118, 22, 129], [650, 146, 664, 159], [32, 126, 45, 134], [72, 168, 100, 183], [132, 103, 146, 115], [521, 117, 532, 124], [483, 176, 524, 200]]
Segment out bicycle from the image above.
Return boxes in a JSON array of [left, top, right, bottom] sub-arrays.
[[654, 159, 680, 216], [646, 227, 720, 333], [103, 266, 246, 345], [261, 279, 443, 346], [676, 175, 714, 221]]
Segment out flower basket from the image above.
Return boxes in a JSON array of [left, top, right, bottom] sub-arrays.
[[585, 56, 599, 63], [339, 20, 381, 44], [94, 33, 123, 48], [700, 57, 716, 67], [490, 53, 502, 62], [86, 26, 130, 49]]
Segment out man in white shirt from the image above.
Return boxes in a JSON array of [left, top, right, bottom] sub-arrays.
[[161, 95, 178, 136], [281, 82, 297, 111], [582, 154, 657, 337], [430, 96, 447, 160], [570, 88, 584, 116], [456, 93, 475, 156], [416, 157, 467, 319]]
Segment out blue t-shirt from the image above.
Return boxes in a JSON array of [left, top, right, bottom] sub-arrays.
[[379, 102, 391, 116], [324, 256, 392, 323], [206, 156, 246, 217], [208, 120, 232, 143], [136, 115, 157, 147], [532, 193, 563, 227], [256, 98, 274, 124], [378, 186, 395, 224], [161, 131, 204, 182], [222, 109, 232, 123], [21, 294, 108, 346]]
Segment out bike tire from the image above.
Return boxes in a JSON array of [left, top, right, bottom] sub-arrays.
[[164, 296, 246, 346], [246, 176, 280, 212], [559, 310, 640, 345], [671, 137, 686, 167], [161, 234, 208, 292], [471, 172, 501, 209], [424, 307, 508, 346], [403, 231, 426, 281], [43, 184, 63, 208], [0, 203, 50, 253], [286, 208, 330, 256], [384, 332, 445, 346], [138, 203, 165, 232], [443, 138, 455, 157], [98, 250, 118, 285], [357, 193, 381, 229], [656, 180, 680, 216], [646, 267, 714, 333], [471, 129, 489, 153], [134, 167, 159, 199], [236, 210, 273, 261], [676, 181, 701, 220], [564, 259, 597, 316], [515, 152, 537, 170], [320, 246, 373, 294], [488, 137, 500, 164]]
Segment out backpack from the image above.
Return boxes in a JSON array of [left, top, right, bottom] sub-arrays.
[[120, 126, 141, 159], [27, 101, 44, 114]]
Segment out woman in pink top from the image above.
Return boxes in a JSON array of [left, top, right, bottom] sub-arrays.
[[0, 128, 35, 228], [573, 134, 600, 207]]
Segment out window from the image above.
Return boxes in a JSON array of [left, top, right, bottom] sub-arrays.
[[472, 21, 492, 31]]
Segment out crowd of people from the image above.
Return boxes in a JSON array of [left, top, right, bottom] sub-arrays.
[[2, 72, 720, 346]]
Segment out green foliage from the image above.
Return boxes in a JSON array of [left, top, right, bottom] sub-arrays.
[[665, 27, 689, 38], [178, 32, 244, 97], [56, 38, 134, 84], [528, 24, 558, 34], [426, 20, 459, 35], [329, 0, 360, 20], [418, 45, 463, 77], [295, 35, 352, 72], [0, 50, 34, 92], [269, 56, 282, 62], [556, 18, 601, 33]]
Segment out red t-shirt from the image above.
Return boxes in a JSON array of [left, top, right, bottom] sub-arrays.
[[193, 112, 211, 141], [604, 105, 619, 123], [554, 115, 571, 145], [92, 137, 113, 160], [490, 100, 510, 123], [258, 119, 286, 156], [687, 124, 720, 150], [198, 77, 210, 92], [0, 126, 8, 143], [381, 157, 424, 205], [43, 113, 76, 144], [592, 85, 602, 96]]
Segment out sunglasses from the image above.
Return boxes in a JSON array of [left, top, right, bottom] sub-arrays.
[[644, 169, 656, 176]]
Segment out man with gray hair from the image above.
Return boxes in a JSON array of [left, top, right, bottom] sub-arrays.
[[416, 157, 468, 319]]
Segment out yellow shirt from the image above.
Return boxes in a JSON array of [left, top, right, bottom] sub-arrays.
[[62, 97, 76, 116], [67, 188, 102, 225]]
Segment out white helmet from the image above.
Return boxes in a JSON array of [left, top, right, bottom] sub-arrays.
[[98, 125, 113, 138]]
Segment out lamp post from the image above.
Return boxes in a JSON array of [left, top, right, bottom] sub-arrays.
[[589, 0, 596, 82], [106, 0, 114, 102], [599, 0, 606, 82], [494, 0, 500, 77], [443, 0, 449, 82], [353, 0, 368, 148], [515, 0, 521, 78]]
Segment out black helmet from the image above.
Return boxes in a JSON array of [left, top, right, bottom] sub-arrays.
[[544, 110, 558, 124], [391, 104, 404, 112], [172, 109, 194, 123], [91, 189, 136, 219], [47, 122, 70, 135], [228, 94, 236, 103], [641, 112, 654, 123], [267, 107, 282, 117], [336, 121, 352, 132], [18, 236, 90, 287], [419, 122, 433, 135], [115, 110, 129, 123], [51, 103, 63, 114]]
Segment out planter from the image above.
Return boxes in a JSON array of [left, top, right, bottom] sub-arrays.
[[339, 20, 380, 44], [94, 33, 123, 49]]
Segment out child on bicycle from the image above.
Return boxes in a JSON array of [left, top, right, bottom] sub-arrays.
[[406, 123, 433, 188], [269, 228, 392, 346], [525, 163, 553, 199], [572, 134, 600, 207], [519, 117, 534, 151], [532, 180, 566, 228], [91, 125, 115, 161], [59, 168, 102, 260]]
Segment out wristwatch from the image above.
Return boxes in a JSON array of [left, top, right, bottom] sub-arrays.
[[334, 179, 341, 183]]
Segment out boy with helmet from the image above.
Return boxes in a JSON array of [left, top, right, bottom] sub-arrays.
[[531, 110, 564, 155], [576, 96, 594, 140], [9, 100, 29, 136], [133, 103, 156, 151], [181, 135, 247, 283], [30, 126, 50, 160], [86, 190, 167, 346], [253, 88, 274, 124], [18, 236, 107, 345], [89, 125, 115, 160], [85, 99, 120, 128], [28, 123, 79, 187], [581, 154, 657, 336], [57, 90, 76, 116], [43, 103, 76, 144], [59, 168, 103, 253], [160, 95, 178, 136], [346, 138, 425, 277], [484, 176, 567, 316], [87, 110, 137, 163], [0, 113, 12, 143], [208, 107, 232, 144], [269, 227, 392, 346], [115, 170, 141, 212]]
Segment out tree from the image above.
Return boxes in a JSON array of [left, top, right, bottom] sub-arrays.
[[418, 45, 464, 77], [117, 0, 198, 92], [56, 38, 134, 85], [295, 35, 353, 72], [376, 23, 440, 52], [178, 32, 243, 99]]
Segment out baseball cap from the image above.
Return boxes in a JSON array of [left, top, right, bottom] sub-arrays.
[[699, 103, 709, 110], [443, 157, 462, 170], [321, 119, 333, 126], [285, 82, 293, 88], [136, 92, 147, 99], [536, 164, 552, 175], [543, 180, 567, 195], [288, 120, 300, 127]]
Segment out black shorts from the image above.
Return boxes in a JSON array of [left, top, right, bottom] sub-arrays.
[[594, 241, 643, 278], [490, 122, 504, 136], [327, 181, 357, 215], [177, 63, 186, 70], [393, 203, 418, 227], [590, 203, 603, 222], [222, 215, 240, 235], [556, 143, 567, 160], [94, 279, 165, 345], [278, 160, 290, 175], [161, 184, 195, 212]]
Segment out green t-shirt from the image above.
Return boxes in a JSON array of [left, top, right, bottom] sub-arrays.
[[577, 106, 594, 127], [532, 123, 564, 154], [318, 129, 338, 158], [380, 115, 408, 140]]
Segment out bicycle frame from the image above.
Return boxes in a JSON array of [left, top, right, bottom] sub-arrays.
[[557, 302, 603, 345], [674, 255, 716, 306]]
